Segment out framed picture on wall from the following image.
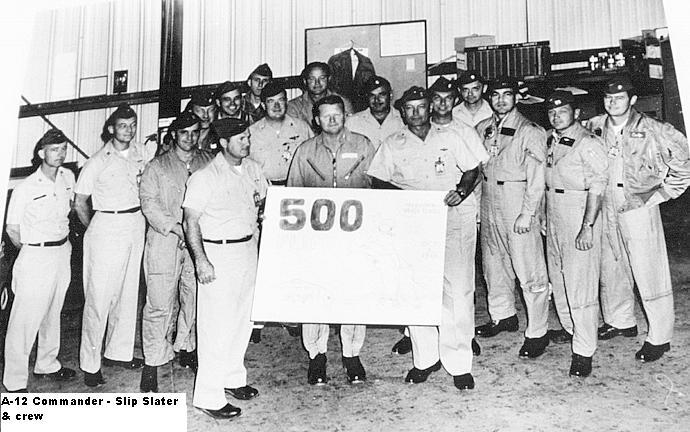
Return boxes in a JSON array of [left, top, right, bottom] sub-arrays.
[[305, 20, 427, 113]]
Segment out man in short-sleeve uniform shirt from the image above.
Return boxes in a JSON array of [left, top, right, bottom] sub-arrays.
[[345, 75, 404, 150], [3, 129, 76, 392], [543, 91, 608, 377], [138, 112, 213, 392], [474, 78, 551, 360], [287, 95, 375, 386], [587, 77, 690, 362], [74, 103, 156, 387], [183, 119, 268, 419], [367, 86, 486, 391], [248, 81, 313, 186], [452, 70, 493, 128]]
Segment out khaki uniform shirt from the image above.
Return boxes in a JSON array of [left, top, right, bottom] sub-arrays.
[[75, 140, 156, 211], [7, 167, 75, 243], [183, 154, 268, 239], [286, 128, 375, 189], [476, 109, 547, 216], [545, 122, 608, 195], [248, 115, 313, 182], [140, 149, 213, 236], [367, 124, 485, 193], [286, 90, 354, 130], [452, 99, 493, 128], [345, 109, 405, 150]]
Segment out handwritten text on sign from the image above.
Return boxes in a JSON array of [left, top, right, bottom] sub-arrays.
[[252, 187, 448, 326]]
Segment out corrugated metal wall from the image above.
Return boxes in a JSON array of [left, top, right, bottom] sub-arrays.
[[14, 0, 667, 168], [17, 0, 160, 168]]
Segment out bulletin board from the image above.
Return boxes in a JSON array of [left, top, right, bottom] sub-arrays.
[[305, 20, 427, 112]]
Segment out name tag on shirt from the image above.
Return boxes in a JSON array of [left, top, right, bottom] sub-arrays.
[[341, 153, 359, 159], [630, 131, 646, 138]]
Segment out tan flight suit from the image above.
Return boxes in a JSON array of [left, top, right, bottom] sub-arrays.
[[587, 109, 690, 345], [286, 128, 375, 359], [476, 109, 549, 339], [184, 154, 268, 410], [139, 148, 212, 366], [3, 167, 74, 391], [545, 123, 608, 357], [76, 140, 156, 373], [368, 124, 489, 375]]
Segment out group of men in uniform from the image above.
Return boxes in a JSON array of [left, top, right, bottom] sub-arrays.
[[2, 60, 689, 422]]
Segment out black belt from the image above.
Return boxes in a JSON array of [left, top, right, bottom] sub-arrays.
[[203, 235, 253, 244], [270, 179, 287, 186], [98, 206, 141, 214], [27, 237, 68, 247], [546, 186, 589, 194], [486, 179, 527, 185]]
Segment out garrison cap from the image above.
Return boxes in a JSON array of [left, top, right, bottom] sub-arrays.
[[36, 128, 68, 148], [260, 81, 286, 102], [213, 117, 249, 139], [169, 111, 200, 131], [545, 90, 575, 110], [250, 63, 273, 78], [457, 70, 484, 86], [427, 77, 457, 96], [486, 76, 519, 93], [363, 75, 391, 94], [189, 89, 215, 107], [394, 86, 428, 110], [111, 102, 137, 119], [215, 81, 242, 99], [604, 76, 634, 94]]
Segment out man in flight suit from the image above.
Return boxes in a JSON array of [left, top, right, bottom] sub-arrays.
[[367, 86, 485, 390], [345, 75, 404, 150], [453, 70, 493, 128], [543, 91, 608, 377], [287, 62, 353, 131], [287, 95, 376, 385], [183, 118, 267, 419], [241, 63, 273, 123], [474, 78, 551, 359], [587, 77, 690, 362], [139, 112, 213, 392], [3, 129, 76, 392], [74, 103, 156, 387]]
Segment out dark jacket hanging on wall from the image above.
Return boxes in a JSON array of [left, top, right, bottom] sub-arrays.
[[328, 49, 376, 113]]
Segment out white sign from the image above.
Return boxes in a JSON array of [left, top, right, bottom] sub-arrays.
[[379, 21, 426, 57], [252, 187, 448, 326]]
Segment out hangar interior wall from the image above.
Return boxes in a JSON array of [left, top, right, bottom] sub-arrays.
[[14, 0, 667, 168]]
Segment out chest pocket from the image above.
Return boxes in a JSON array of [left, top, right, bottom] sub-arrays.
[[629, 138, 664, 191]]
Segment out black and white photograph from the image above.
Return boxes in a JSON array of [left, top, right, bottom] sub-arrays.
[[0, 0, 689, 431]]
